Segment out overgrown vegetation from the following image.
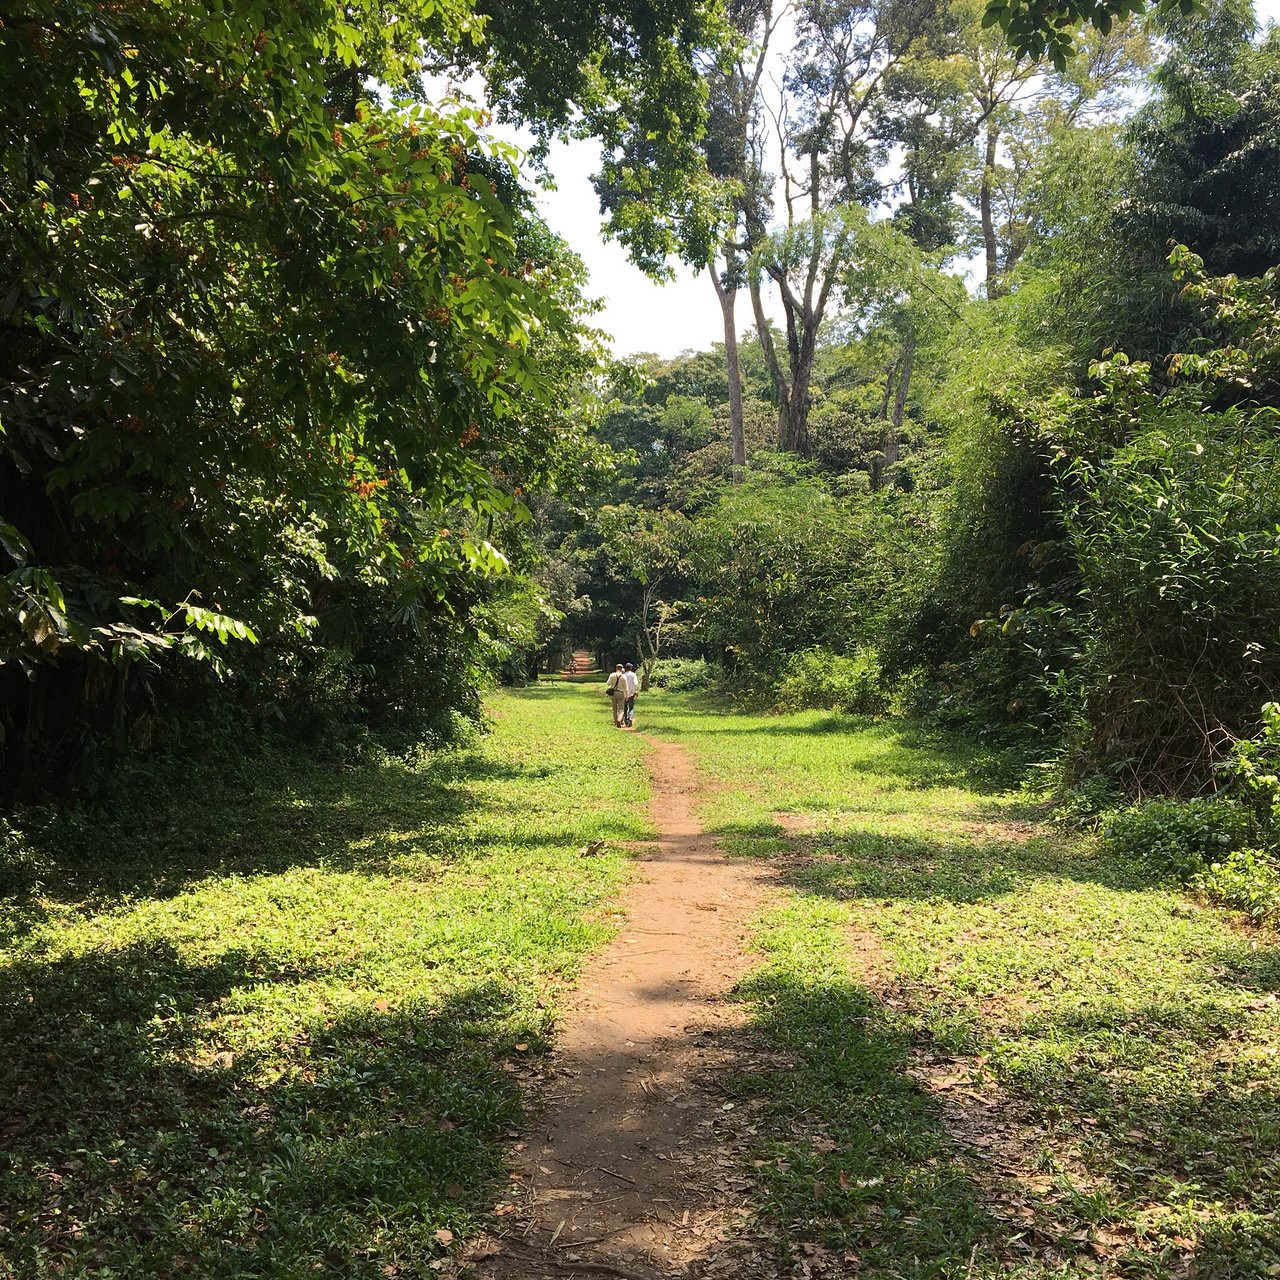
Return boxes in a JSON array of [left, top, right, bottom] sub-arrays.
[[532, 4, 1280, 909], [0, 0, 725, 790]]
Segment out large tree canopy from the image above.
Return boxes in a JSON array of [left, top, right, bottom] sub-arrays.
[[0, 0, 726, 781]]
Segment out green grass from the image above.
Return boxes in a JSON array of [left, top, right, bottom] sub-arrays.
[[0, 682, 650, 1279], [643, 691, 1280, 1279], [7, 683, 1280, 1279]]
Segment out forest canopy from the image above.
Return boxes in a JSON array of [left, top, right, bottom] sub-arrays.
[[2, 0, 1279, 824], [540, 0, 1280, 803], [0, 0, 725, 783]]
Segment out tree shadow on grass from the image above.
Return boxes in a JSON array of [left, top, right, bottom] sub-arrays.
[[0, 938, 534, 1278], [973, 990, 1280, 1275], [757, 827, 1147, 905], [725, 967, 992, 1276], [757, 836, 1280, 1273], [1, 747, 497, 946]]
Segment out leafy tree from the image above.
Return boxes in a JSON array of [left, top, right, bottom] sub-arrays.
[[749, 0, 948, 457], [0, 0, 720, 784], [596, 507, 692, 688], [687, 467, 909, 675], [1124, 16, 1280, 280], [1019, 8, 1277, 366], [984, 0, 1199, 69]]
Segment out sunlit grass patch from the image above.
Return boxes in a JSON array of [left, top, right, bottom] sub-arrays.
[[646, 690, 1280, 1278], [0, 682, 649, 1279]]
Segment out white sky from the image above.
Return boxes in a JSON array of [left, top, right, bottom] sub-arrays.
[[507, 2, 1280, 360]]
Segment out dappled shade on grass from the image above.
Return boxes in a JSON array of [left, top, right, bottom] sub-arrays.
[[645, 690, 1280, 1279], [0, 684, 652, 1279]]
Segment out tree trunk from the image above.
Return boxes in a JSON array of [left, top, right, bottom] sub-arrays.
[[780, 329, 815, 458], [749, 271, 792, 442], [638, 584, 657, 691], [870, 360, 898, 491], [980, 118, 1001, 297], [883, 332, 915, 486], [709, 260, 747, 475]]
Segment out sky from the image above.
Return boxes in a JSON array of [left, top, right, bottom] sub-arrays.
[[516, 1, 1280, 361]]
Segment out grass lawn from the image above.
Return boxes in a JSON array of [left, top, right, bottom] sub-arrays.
[[642, 692, 1280, 1280], [6, 682, 1279, 1280], [0, 682, 650, 1279]]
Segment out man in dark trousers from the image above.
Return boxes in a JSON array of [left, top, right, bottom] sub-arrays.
[[622, 662, 639, 728]]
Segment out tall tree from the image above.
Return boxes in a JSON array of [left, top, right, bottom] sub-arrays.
[[703, 0, 784, 474], [750, 0, 947, 456], [0, 0, 728, 781]]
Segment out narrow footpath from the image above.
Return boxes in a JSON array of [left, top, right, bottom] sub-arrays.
[[472, 737, 775, 1280]]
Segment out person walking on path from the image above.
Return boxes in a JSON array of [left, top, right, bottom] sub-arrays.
[[605, 664, 627, 728], [622, 662, 639, 728]]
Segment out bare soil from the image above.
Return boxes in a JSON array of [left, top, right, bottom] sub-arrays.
[[462, 737, 778, 1280]]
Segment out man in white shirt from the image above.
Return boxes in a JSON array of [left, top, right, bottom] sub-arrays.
[[622, 662, 639, 728], [606, 664, 627, 727]]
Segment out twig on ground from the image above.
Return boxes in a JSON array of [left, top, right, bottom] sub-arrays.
[[498, 1240, 657, 1280]]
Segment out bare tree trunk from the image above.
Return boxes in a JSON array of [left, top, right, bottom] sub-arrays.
[[883, 332, 915, 486], [870, 360, 898, 491], [749, 271, 792, 443], [709, 260, 747, 475], [980, 118, 1001, 297]]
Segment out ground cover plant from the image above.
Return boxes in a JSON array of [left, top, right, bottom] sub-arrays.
[[642, 690, 1280, 1279], [0, 685, 651, 1279]]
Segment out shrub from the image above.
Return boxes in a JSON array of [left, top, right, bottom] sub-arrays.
[[1229, 702, 1280, 834], [774, 646, 888, 716], [649, 658, 715, 692], [1192, 848, 1280, 922], [1098, 705, 1280, 920], [1051, 773, 1127, 832], [1101, 796, 1251, 881], [1056, 260, 1280, 793]]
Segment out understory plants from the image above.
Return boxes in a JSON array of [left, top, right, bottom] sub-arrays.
[[773, 645, 888, 716], [647, 657, 716, 692], [1100, 702, 1280, 920]]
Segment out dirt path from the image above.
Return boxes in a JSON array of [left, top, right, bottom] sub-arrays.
[[468, 737, 776, 1280]]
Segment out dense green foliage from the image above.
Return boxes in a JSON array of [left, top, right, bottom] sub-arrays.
[[550, 7, 1279, 790], [523, 5, 1280, 906], [0, 0, 725, 789], [6, 2, 1280, 1276]]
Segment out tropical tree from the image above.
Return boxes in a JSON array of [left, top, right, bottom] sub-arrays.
[[596, 507, 692, 689], [0, 0, 726, 783], [749, 0, 948, 456]]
